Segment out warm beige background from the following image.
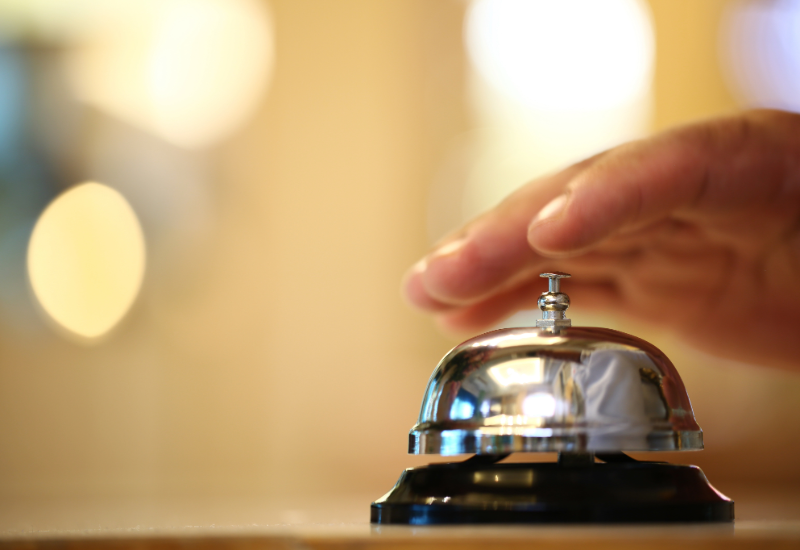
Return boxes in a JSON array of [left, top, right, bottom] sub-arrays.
[[0, 0, 798, 514]]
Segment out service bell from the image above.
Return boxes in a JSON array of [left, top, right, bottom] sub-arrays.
[[372, 273, 733, 524]]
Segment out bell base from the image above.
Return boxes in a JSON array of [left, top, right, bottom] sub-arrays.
[[371, 461, 733, 525]]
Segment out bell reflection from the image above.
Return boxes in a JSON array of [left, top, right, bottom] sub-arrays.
[[522, 392, 556, 418], [449, 391, 477, 420], [576, 349, 668, 449], [426, 347, 673, 448], [473, 470, 535, 487]]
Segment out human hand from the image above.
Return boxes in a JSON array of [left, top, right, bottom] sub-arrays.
[[404, 110, 800, 371]]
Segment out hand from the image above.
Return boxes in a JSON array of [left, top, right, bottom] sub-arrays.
[[404, 109, 800, 371]]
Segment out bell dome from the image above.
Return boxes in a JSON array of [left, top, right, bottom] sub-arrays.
[[409, 273, 703, 455]]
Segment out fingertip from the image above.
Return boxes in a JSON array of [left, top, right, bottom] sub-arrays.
[[527, 219, 571, 257], [402, 259, 456, 312], [418, 237, 487, 305]]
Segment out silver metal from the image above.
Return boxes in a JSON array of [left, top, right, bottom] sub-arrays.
[[536, 272, 572, 329], [535, 316, 571, 328], [540, 271, 571, 293], [409, 273, 703, 455]]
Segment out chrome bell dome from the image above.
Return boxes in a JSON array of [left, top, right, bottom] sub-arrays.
[[409, 273, 703, 455]]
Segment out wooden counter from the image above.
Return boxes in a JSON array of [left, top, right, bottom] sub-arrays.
[[2, 483, 799, 549]]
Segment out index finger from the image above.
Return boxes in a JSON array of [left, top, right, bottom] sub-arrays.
[[527, 109, 800, 255], [405, 158, 595, 309]]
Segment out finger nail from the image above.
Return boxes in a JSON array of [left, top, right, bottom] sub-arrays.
[[429, 237, 468, 259], [408, 257, 428, 276], [533, 194, 568, 223], [404, 237, 466, 281]]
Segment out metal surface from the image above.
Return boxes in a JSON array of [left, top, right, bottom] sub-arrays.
[[409, 273, 703, 455], [537, 272, 572, 328]]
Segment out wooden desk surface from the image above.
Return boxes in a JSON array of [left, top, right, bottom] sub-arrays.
[[1, 482, 799, 549]]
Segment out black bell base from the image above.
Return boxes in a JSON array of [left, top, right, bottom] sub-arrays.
[[371, 460, 734, 525]]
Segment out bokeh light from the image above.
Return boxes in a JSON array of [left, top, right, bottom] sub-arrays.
[[27, 182, 146, 339], [65, 0, 274, 149], [436, 0, 657, 240], [464, 0, 654, 111], [722, 0, 800, 112]]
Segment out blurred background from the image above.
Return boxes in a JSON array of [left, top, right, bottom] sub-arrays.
[[0, 0, 798, 530]]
